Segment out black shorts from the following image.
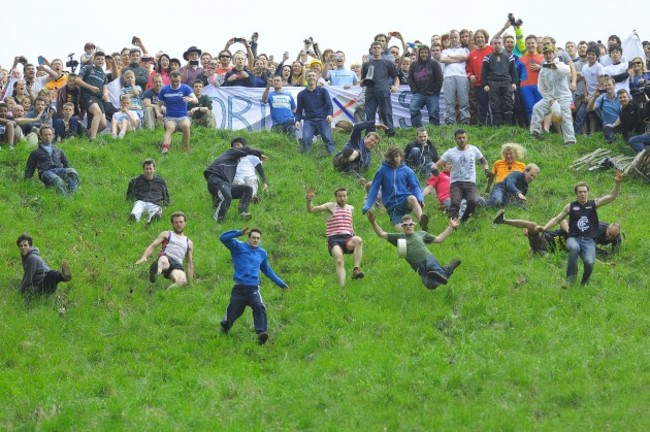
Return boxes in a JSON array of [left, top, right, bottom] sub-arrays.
[[162, 255, 184, 279], [80, 93, 105, 112], [327, 234, 354, 256]]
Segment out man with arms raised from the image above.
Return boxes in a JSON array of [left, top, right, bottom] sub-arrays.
[[538, 171, 623, 286], [306, 187, 365, 286]]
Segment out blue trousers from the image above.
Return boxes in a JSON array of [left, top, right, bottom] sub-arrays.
[[416, 256, 449, 290], [222, 284, 267, 334], [566, 237, 596, 285]]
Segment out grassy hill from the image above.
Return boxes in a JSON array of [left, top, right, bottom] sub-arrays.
[[1, 124, 649, 430]]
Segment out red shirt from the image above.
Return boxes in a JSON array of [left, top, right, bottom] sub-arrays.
[[426, 171, 450, 205], [466, 46, 494, 87]]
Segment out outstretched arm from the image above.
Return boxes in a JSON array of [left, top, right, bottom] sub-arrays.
[[367, 211, 388, 239], [595, 171, 623, 207], [136, 231, 168, 263], [433, 219, 460, 243], [540, 204, 570, 231]]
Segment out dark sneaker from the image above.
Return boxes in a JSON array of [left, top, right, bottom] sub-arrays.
[[239, 212, 252, 221], [419, 214, 429, 232], [252, 195, 260, 204], [427, 271, 448, 285], [128, 213, 137, 223], [220, 320, 230, 334], [258, 332, 269, 345], [386, 129, 396, 137], [149, 260, 158, 283], [148, 213, 161, 225], [493, 209, 505, 224], [530, 131, 543, 140], [352, 267, 365, 280], [446, 259, 462, 274], [61, 260, 72, 281]]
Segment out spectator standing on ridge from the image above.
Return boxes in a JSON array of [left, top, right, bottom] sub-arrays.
[[482, 37, 519, 126], [441, 30, 470, 125], [261, 75, 297, 137], [75, 52, 108, 141], [408, 45, 443, 127], [295, 70, 335, 154], [362, 41, 399, 137]]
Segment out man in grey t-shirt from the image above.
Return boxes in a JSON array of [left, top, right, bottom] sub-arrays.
[[433, 129, 491, 222]]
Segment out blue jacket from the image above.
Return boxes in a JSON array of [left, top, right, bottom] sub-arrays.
[[363, 161, 423, 213], [220, 230, 287, 288]]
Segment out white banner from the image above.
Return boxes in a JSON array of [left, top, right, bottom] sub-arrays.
[[108, 82, 425, 130]]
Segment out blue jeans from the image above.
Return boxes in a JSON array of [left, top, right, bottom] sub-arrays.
[[406, 147, 434, 176], [365, 89, 395, 131], [301, 118, 335, 154], [409, 93, 440, 127], [628, 133, 650, 152], [416, 255, 449, 289], [221, 284, 268, 334], [41, 168, 79, 196], [566, 236, 596, 285]]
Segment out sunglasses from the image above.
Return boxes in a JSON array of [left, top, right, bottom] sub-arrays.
[[633, 62, 643, 65], [401, 223, 416, 227], [220, 55, 231, 59]]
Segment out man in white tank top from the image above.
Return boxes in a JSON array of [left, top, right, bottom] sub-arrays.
[[136, 211, 194, 288]]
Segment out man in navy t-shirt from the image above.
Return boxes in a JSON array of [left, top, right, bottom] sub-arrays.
[[156, 70, 197, 154]]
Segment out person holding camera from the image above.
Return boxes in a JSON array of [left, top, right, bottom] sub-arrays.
[[180, 46, 204, 85], [224, 52, 256, 87], [529, 44, 576, 145]]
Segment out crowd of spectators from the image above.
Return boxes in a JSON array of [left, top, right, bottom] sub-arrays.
[[1, 19, 650, 153]]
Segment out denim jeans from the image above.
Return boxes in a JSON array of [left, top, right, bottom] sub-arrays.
[[365, 89, 395, 131], [416, 255, 449, 290], [301, 118, 335, 154], [628, 133, 650, 152], [41, 168, 79, 196], [409, 93, 440, 127], [406, 147, 435, 176], [566, 236, 596, 285]]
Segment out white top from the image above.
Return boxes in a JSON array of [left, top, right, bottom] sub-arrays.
[[440, 145, 484, 184], [235, 155, 261, 178], [441, 47, 470, 77]]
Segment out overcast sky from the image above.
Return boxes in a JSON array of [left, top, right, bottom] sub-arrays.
[[2, 0, 648, 72]]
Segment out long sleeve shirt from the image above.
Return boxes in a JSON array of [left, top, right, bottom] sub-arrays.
[[295, 86, 333, 122], [220, 230, 287, 288]]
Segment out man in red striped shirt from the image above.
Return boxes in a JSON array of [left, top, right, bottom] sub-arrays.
[[306, 187, 364, 287]]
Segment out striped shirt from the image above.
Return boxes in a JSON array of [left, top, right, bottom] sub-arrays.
[[326, 204, 354, 237]]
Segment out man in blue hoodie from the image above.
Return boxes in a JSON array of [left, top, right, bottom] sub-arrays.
[[17, 233, 71, 295], [219, 228, 288, 345], [362, 147, 428, 231]]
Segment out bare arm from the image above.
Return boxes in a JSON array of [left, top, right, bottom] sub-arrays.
[[367, 211, 388, 239], [135, 231, 168, 263], [433, 219, 460, 243], [185, 240, 194, 283], [595, 171, 623, 207], [541, 204, 570, 231], [305, 187, 332, 213]]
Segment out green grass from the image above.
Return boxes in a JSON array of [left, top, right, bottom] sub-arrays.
[[1, 124, 649, 431]]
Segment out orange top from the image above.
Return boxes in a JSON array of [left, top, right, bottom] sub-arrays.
[[492, 160, 527, 183], [520, 54, 544, 87]]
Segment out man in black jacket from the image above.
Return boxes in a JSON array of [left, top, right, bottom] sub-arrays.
[[127, 158, 170, 224], [204, 137, 267, 223], [482, 37, 519, 126], [120, 48, 150, 89], [403, 127, 439, 176], [17, 233, 71, 295], [24, 126, 79, 196], [408, 45, 443, 127]]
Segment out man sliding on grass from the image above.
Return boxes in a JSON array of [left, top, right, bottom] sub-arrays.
[[367, 212, 461, 290]]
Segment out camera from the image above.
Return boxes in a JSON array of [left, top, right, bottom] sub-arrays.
[[304, 37, 313, 45], [65, 53, 79, 73], [233, 37, 244, 43], [597, 157, 624, 172], [17, 56, 28, 65]]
